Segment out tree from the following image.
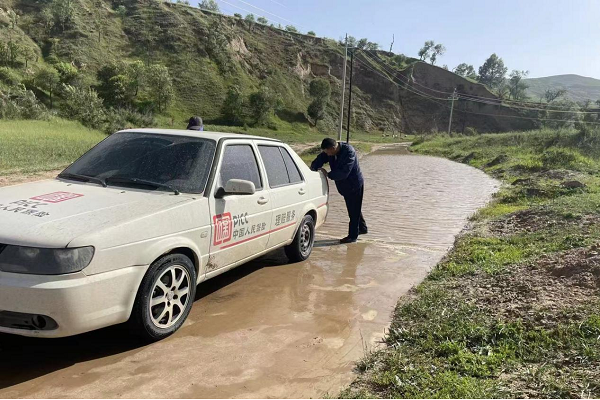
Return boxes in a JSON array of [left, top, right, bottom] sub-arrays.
[[307, 31, 316, 36], [249, 86, 281, 125], [429, 43, 446, 65], [508, 70, 529, 100], [478, 53, 507, 89], [245, 14, 255, 22], [365, 42, 379, 51], [49, 0, 74, 32], [544, 88, 567, 103], [257, 16, 268, 24], [418, 40, 434, 61], [146, 64, 173, 113], [7, 9, 19, 30], [115, 5, 127, 19], [346, 36, 357, 48], [285, 25, 298, 33], [7, 42, 20, 66], [221, 86, 244, 125], [55, 62, 78, 84], [199, 0, 220, 12], [127, 60, 145, 97], [453, 63, 477, 79], [234, 13, 242, 18], [307, 78, 331, 126], [35, 68, 60, 108], [357, 38, 368, 49]]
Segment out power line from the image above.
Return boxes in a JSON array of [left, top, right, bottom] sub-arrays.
[[361, 51, 600, 115], [352, 54, 600, 126], [362, 50, 595, 111], [229, 0, 303, 27]]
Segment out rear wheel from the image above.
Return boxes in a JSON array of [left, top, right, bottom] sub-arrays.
[[130, 253, 197, 342], [285, 214, 315, 262]]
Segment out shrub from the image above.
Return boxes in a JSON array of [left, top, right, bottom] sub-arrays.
[[249, 86, 281, 125], [464, 127, 478, 136], [104, 108, 155, 134], [0, 85, 47, 120], [540, 148, 578, 169], [0, 67, 20, 85], [60, 85, 106, 129], [221, 86, 244, 125]]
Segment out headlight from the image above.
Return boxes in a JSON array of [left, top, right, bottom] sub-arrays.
[[0, 245, 94, 275]]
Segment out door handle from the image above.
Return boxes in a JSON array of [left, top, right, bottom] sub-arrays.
[[298, 188, 306, 195], [257, 197, 269, 205]]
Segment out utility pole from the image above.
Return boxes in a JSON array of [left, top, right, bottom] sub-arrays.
[[337, 34, 348, 141], [447, 88, 457, 135], [389, 34, 394, 53], [346, 48, 355, 143]]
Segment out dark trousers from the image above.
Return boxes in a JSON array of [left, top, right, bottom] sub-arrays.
[[343, 185, 368, 240]]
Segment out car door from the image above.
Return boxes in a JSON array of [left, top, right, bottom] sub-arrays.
[[257, 144, 307, 249], [207, 141, 272, 277]]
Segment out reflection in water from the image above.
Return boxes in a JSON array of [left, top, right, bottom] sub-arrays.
[[0, 145, 499, 399], [319, 145, 499, 251]]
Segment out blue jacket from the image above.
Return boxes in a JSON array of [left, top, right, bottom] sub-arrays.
[[310, 142, 364, 196]]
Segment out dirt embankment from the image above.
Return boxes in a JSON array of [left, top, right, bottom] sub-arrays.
[[0, 170, 62, 188]]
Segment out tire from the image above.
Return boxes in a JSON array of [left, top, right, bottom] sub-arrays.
[[129, 253, 197, 342], [285, 214, 315, 262]]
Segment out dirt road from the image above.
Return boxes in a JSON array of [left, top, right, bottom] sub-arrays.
[[0, 145, 498, 398]]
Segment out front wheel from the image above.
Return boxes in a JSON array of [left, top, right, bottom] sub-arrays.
[[285, 214, 315, 262], [129, 253, 197, 342]]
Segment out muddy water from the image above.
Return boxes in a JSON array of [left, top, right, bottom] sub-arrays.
[[0, 145, 498, 399]]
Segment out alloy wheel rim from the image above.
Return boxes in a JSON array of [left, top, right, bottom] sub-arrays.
[[149, 265, 191, 329]]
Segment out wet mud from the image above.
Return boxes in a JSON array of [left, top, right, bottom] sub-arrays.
[[0, 145, 498, 398]]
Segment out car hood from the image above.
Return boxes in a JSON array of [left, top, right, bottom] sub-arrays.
[[0, 179, 193, 248]]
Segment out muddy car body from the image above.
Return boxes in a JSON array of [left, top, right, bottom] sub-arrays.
[[0, 129, 329, 340]]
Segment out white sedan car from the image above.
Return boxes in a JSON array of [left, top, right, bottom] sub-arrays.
[[0, 129, 329, 341]]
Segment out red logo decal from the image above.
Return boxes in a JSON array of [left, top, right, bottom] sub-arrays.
[[30, 192, 84, 203], [213, 213, 233, 245]]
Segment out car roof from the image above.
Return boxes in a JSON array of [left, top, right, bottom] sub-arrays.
[[117, 128, 282, 143]]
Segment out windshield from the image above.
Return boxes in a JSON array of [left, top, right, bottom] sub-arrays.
[[61, 132, 217, 194]]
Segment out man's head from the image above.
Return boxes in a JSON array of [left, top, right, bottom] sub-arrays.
[[186, 116, 203, 131], [321, 138, 339, 156]]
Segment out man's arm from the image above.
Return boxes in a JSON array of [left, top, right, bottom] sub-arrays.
[[327, 147, 355, 181], [310, 152, 329, 171]]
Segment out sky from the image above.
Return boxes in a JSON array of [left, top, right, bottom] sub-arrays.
[[198, 0, 600, 79]]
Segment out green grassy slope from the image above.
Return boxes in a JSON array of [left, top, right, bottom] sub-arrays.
[[342, 129, 600, 398]]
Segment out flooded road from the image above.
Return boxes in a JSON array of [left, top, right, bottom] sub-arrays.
[[0, 145, 498, 398]]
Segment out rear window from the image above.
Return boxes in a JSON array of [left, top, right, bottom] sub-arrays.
[[258, 145, 304, 188]]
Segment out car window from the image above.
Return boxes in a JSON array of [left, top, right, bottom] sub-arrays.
[[258, 146, 290, 188], [219, 145, 262, 190], [280, 147, 303, 184], [62, 132, 216, 194]]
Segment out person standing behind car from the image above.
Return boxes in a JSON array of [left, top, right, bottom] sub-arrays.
[[186, 116, 204, 131], [310, 138, 368, 244]]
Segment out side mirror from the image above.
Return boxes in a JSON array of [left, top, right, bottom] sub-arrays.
[[216, 179, 256, 198]]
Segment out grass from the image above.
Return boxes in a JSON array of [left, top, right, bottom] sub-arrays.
[[0, 119, 107, 175], [342, 128, 600, 398]]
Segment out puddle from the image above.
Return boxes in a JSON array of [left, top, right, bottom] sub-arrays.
[[0, 146, 498, 398]]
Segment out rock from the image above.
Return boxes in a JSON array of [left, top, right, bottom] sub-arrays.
[[485, 154, 508, 168], [561, 180, 585, 189]]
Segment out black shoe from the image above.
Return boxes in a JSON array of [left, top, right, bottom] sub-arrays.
[[359, 228, 368, 235], [340, 236, 358, 244]]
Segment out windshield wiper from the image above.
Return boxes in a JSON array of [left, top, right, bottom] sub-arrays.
[[58, 172, 107, 187], [105, 176, 180, 195]]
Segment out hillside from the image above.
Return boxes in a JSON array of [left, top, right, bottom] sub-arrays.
[[0, 0, 534, 134], [525, 74, 600, 103]]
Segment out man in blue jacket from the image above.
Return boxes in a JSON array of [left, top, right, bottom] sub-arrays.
[[311, 138, 368, 244]]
